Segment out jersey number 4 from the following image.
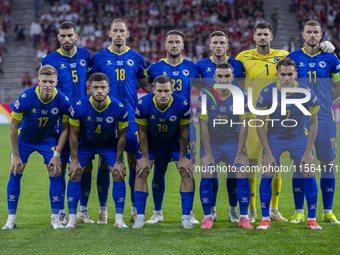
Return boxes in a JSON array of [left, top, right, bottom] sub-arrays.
[[95, 124, 101, 134]]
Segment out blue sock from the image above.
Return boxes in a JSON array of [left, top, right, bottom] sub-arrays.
[[60, 171, 66, 211], [80, 171, 92, 208], [7, 173, 22, 215], [320, 164, 335, 210], [237, 178, 250, 216], [152, 153, 170, 211], [113, 181, 126, 214], [135, 191, 148, 215], [259, 174, 273, 218], [212, 178, 219, 207], [200, 178, 213, 215], [292, 167, 305, 210], [128, 168, 136, 207], [305, 176, 318, 219], [49, 176, 62, 215], [67, 180, 81, 214], [97, 167, 110, 207], [180, 191, 194, 216], [227, 171, 238, 207]]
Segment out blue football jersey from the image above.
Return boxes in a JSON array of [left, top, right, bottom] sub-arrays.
[[196, 86, 250, 144], [41, 47, 91, 105], [135, 93, 192, 142], [69, 95, 128, 149], [11, 86, 71, 142], [288, 48, 340, 123], [256, 81, 320, 138], [89, 46, 147, 123], [147, 58, 200, 102], [196, 56, 245, 86]]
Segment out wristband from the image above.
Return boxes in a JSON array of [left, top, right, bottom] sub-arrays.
[[54, 151, 61, 158]]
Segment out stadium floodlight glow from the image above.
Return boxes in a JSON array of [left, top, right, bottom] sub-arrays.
[[200, 84, 312, 116]]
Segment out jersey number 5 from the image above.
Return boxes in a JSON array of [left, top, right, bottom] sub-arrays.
[[72, 70, 78, 82]]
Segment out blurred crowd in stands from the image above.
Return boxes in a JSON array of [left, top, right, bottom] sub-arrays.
[[0, 0, 10, 75]]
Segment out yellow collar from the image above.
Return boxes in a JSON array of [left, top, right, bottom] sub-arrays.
[[35, 86, 58, 104], [302, 47, 322, 57], [89, 96, 111, 112], [152, 95, 174, 112], [57, 47, 77, 57], [209, 56, 229, 64], [108, 46, 130, 55], [163, 58, 183, 66]]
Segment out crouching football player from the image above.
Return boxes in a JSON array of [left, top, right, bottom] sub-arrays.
[[256, 58, 321, 230], [133, 75, 194, 229], [3, 65, 71, 230], [67, 72, 128, 229]]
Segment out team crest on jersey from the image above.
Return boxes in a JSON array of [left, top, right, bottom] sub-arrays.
[[151, 115, 156, 119], [127, 59, 134, 66], [258, 95, 263, 104], [309, 63, 315, 68], [14, 100, 20, 109], [21, 93, 26, 98], [273, 57, 280, 63], [106, 116, 114, 123], [299, 62, 304, 67], [80, 59, 86, 66], [172, 71, 179, 76], [70, 63, 77, 68], [169, 116, 177, 122], [51, 108, 59, 115], [219, 107, 227, 112], [159, 118, 166, 122], [210, 105, 216, 110], [96, 117, 103, 122], [41, 110, 48, 115], [87, 116, 92, 121], [31, 108, 37, 113], [319, 61, 326, 68], [182, 69, 189, 76], [206, 67, 212, 72], [107, 60, 112, 65], [117, 61, 124, 66], [61, 64, 66, 69]]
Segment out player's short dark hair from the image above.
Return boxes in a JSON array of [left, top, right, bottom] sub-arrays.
[[165, 30, 185, 43], [58, 21, 76, 32], [89, 72, 109, 86], [110, 18, 128, 30], [276, 58, 297, 72], [214, 62, 234, 74], [39, 65, 58, 77], [153, 75, 172, 89], [210, 31, 228, 42], [304, 20, 321, 30], [253, 22, 273, 34]]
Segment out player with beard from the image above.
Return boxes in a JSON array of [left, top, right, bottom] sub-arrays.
[[88, 19, 152, 224], [146, 30, 200, 225], [41, 21, 91, 225]]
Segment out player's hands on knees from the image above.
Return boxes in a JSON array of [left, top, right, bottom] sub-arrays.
[[200, 154, 214, 168], [136, 157, 150, 177], [68, 160, 82, 179], [112, 161, 126, 180], [10, 156, 23, 176], [48, 156, 62, 176], [178, 157, 193, 177], [301, 153, 315, 177], [262, 154, 276, 176], [233, 153, 249, 167]]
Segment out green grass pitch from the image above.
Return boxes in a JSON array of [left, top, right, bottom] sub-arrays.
[[1, 124, 340, 254]]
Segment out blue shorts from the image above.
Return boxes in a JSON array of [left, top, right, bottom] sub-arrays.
[[125, 122, 138, 154], [78, 145, 117, 168], [137, 138, 190, 162], [314, 120, 337, 161], [266, 134, 308, 165], [16, 135, 57, 165], [210, 138, 244, 167]]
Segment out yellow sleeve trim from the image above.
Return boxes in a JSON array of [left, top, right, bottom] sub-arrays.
[[239, 112, 251, 119], [143, 69, 149, 78], [69, 118, 80, 127], [11, 112, 23, 121], [196, 112, 208, 120], [135, 118, 147, 126], [88, 67, 92, 73], [118, 121, 129, 129], [62, 115, 69, 123], [309, 105, 320, 115], [331, 72, 340, 82], [180, 117, 192, 125]]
